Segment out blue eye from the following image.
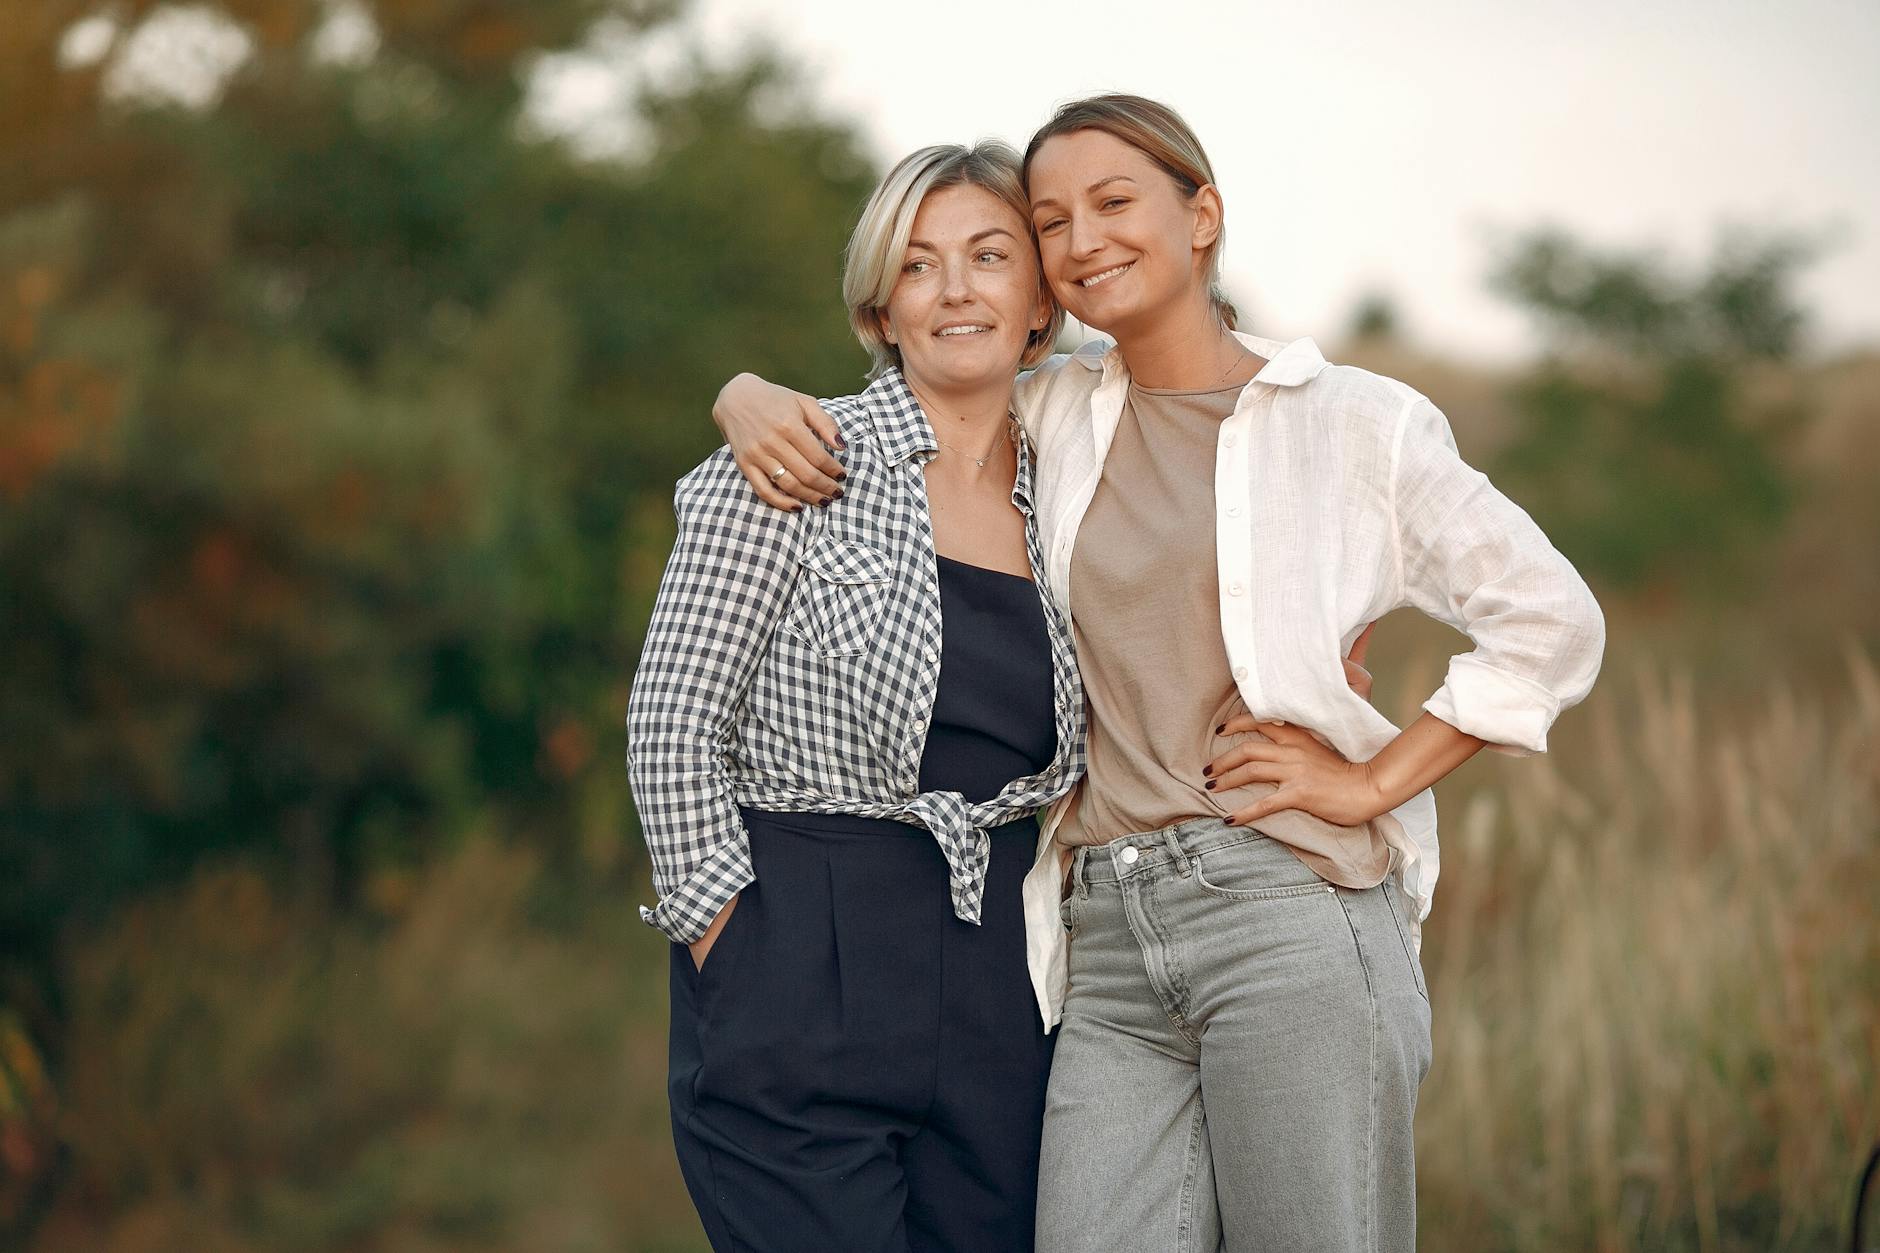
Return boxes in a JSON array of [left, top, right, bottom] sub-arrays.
[[905, 259, 932, 274], [977, 250, 1005, 264]]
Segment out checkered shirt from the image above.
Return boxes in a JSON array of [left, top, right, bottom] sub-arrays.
[[627, 368, 1087, 944]]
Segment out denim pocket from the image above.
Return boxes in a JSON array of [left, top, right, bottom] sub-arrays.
[[1379, 878, 1430, 1003], [1058, 888, 1081, 938], [780, 538, 894, 657], [1192, 835, 1331, 901]]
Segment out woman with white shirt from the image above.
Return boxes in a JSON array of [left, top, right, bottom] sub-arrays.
[[711, 95, 1604, 1252]]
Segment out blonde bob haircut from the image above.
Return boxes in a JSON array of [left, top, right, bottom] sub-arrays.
[[1023, 94, 1239, 331], [844, 142, 1065, 380]]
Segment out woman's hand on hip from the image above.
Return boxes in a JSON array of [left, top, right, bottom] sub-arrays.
[[713, 373, 847, 510], [1205, 720, 1388, 829], [688, 893, 740, 971]]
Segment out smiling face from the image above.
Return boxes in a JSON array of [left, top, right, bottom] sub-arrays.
[[1026, 128, 1221, 339], [878, 183, 1050, 397]]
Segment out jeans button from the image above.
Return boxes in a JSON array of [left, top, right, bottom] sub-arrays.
[[1119, 846, 1140, 865]]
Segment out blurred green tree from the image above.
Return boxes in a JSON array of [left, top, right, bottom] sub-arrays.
[[1488, 230, 1811, 594], [1346, 291, 1399, 343], [0, 0, 876, 1007]]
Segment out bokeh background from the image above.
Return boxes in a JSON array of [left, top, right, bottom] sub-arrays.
[[3, 2, 1876, 1250]]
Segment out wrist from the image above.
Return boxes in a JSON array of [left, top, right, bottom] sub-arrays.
[[1351, 759, 1394, 821]]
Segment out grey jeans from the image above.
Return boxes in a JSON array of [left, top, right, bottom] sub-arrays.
[[1036, 817, 1432, 1253]]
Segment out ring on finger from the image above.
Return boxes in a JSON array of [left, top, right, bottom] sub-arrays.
[[769, 465, 790, 482]]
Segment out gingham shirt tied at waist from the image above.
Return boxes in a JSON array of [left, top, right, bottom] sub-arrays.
[[627, 368, 1086, 945], [904, 790, 997, 926]]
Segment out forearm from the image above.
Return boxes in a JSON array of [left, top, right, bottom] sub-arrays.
[[712, 372, 847, 508], [626, 722, 756, 943], [1359, 712, 1486, 815], [627, 451, 803, 940]]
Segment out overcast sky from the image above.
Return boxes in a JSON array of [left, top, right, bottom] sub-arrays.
[[555, 0, 1880, 361]]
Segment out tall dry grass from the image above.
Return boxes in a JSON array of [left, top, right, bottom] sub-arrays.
[[31, 654, 1876, 1251], [35, 839, 704, 1253], [1415, 650, 1880, 1251]]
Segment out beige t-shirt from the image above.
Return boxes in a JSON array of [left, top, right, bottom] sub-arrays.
[[1058, 380, 1390, 889]]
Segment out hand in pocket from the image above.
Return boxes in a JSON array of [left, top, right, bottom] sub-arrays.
[[689, 893, 740, 971]]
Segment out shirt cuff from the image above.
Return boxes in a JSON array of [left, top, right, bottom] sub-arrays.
[[639, 839, 756, 944], [1422, 653, 1562, 757]]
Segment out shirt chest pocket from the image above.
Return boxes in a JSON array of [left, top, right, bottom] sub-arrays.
[[781, 538, 897, 658]]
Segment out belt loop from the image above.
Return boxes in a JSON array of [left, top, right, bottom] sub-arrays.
[[1072, 847, 1090, 899], [1162, 823, 1193, 877]]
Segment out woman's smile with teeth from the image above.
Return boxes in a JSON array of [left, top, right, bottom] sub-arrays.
[[1080, 263, 1132, 288], [936, 324, 992, 336]]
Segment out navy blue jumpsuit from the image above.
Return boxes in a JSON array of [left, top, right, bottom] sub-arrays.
[[667, 554, 1061, 1252]]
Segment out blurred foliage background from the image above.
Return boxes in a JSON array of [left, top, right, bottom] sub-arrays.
[[1, 2, 1875, 1251]]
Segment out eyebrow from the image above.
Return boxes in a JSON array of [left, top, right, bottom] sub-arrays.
[[1030, 175, 1137, 212], [906, 227, 1020, 250]]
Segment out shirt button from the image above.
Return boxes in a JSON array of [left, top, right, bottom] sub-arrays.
[[1232, 666, 1248, 680], [1223, 434, 1237, 447], [1119, 846, 1140, 864], [924, 646, 938, 662], [1226, 505, 1242, 518], [1228, 582, 1244, 596]]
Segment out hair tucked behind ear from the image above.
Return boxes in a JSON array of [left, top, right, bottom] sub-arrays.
[[1023, 94, 1237, 330]]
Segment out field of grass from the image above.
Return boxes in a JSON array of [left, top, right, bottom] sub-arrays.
[[22, 351, 1880, 1252], [1409, 654, 1879, 1250]]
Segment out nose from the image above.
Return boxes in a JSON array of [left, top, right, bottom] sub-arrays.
[[1065, 212, 1101, 261], [940, 257, 974, 304]]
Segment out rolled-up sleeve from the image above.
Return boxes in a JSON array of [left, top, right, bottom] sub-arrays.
[[626, 449, 806, 942], [1390, 396, 1605, 755]]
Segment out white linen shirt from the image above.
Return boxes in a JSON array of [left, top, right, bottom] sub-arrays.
[[1007, 331, 1606, 1028]]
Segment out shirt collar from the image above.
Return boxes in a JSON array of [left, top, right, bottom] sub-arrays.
[[857, 367, 939, 467], [1010, 421, 1037, 516], [1077, 331, 1332, 388], [857, 368, 1035, 514]]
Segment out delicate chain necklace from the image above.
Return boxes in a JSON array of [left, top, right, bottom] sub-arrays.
[[933, 416, 1019, 468], [1135, 327, 1251, 391], [1208, 328, 1252, 388], [1208, 348, 1250, 387]]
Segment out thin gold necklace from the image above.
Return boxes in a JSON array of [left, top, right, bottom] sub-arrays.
[[1208, 328, 1252, 388], [1135, 329, 1250, 391], [934, 417, 1017, 468]]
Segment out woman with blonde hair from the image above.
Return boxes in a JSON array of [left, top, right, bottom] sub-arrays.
[[628, 141, 1083, 1251], [711, 95, 1604, 1251]]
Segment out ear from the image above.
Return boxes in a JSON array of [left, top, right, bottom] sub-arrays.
[[874, 306, 897, 346], [1190, 183, 1224, 252], [1031, 286, 1054, 334]]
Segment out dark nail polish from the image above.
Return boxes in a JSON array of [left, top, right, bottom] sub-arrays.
[[835, 471, 848, 480], [1215, 724, 1225, 735], [1202, 765, 1213, 777], [818, 496, 833, 507], [834, 437, 847, 450], [1204, 780, 1216, 790], [831, 489, 844, 500]]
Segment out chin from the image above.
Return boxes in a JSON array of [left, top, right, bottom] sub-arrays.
[[1073, 291, 1154, 339], [930, 340, 1025, 371], [911, 358, 1020, 392]]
